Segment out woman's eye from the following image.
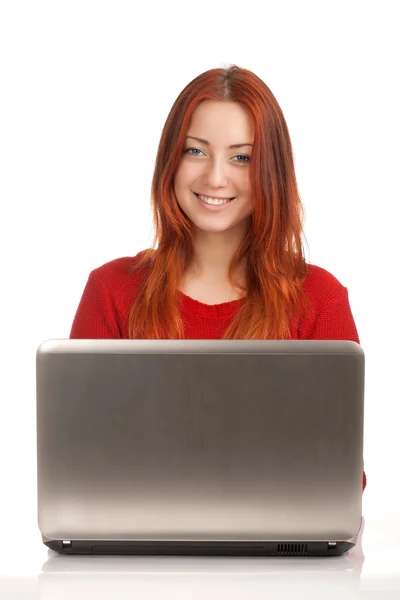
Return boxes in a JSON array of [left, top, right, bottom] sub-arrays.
[[234, 154, 250, 163], [184, 148, 250, 163], [184, 148, 203, 156]]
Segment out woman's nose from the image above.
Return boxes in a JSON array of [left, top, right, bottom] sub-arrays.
[[202, 158, 229, 187]]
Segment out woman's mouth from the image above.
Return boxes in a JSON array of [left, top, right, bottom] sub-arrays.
[[193, 192, 236, 206]]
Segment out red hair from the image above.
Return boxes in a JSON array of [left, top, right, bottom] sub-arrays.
[[127, 64, 312, 339]]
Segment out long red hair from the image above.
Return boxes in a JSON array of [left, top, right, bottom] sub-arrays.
[[127, 64, 312, 339]]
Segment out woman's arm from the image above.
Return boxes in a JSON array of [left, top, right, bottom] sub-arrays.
[[311, 286, 360, 343], [70, 269, 122, 339]]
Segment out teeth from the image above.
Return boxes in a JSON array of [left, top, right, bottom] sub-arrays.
[[198, 194, 233, 205]]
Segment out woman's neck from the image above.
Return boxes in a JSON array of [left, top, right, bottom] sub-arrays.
[[189, 227, 248, 281]]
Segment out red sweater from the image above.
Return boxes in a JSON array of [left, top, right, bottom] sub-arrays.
[[70, 253, 366, 492]]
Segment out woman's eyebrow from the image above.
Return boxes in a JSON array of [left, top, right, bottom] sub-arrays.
[[185, 135, 253, 149]]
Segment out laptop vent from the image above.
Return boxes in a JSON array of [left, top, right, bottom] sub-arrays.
[[277, 543, 308, 556]]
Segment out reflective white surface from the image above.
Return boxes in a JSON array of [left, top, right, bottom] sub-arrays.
[[1, 519, 400, 599]]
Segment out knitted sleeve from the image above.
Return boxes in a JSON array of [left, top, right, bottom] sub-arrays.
[[310, 286, 366, 492], [69, 269, 122, 339], [310, 286, 360, 343]]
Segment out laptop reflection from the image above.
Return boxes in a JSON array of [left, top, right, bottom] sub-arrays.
[[37, 520, 364, 600]]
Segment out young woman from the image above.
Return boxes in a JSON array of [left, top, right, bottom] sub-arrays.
[[70, 64, 366, 491]]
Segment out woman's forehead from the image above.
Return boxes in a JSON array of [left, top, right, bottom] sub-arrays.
[[187, 101, 255, 145]]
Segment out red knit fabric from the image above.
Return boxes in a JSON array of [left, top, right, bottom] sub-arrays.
[[70, 252, 367, 492]]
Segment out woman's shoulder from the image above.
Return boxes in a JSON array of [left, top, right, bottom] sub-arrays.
[[298, 263, 359, 342], [88, 250, 152, 297], [92, 250, 151, 277], [303, 262, 348, 305]]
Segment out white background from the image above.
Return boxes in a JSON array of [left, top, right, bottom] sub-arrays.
[[0, 0, 399, 554]]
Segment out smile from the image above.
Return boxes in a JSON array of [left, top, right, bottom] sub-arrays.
[[194, 193, 235, 206]]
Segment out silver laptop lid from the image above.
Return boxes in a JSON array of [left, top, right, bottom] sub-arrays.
[[36, 340, 364, 543]]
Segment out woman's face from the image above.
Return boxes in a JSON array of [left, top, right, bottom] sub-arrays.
[[173, 100, 255, 236]]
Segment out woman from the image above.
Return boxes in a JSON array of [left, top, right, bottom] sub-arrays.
[[70, 64, 366, 491]]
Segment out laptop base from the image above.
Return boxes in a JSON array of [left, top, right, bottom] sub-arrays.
[[45, 540, 355, 557]]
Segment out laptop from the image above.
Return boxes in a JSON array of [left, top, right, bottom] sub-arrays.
[[36, 339, 365, 556]]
